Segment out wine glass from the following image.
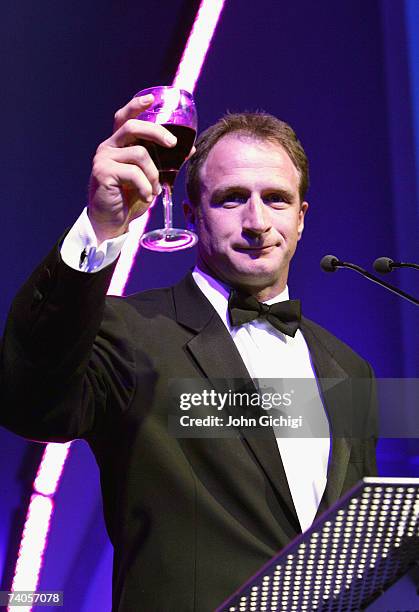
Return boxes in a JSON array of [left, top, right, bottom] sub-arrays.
[[135, 85, 198, 252]]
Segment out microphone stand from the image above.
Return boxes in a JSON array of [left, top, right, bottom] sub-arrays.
[[320, 256, 419, 306]]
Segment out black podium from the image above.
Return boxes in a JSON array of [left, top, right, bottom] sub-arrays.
[[216, 478, 419, 611]]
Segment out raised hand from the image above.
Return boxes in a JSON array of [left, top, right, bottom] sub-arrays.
[[88, 94, 178, 244]]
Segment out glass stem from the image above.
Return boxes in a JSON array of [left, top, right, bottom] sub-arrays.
[[162, 183, 173, 233]]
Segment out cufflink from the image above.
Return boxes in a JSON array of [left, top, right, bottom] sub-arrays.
[[79, 246, 105, 272], [79, 248, 88, 269]]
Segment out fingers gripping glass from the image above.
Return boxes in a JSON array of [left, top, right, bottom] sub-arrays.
[[135, 86, 198, 252]]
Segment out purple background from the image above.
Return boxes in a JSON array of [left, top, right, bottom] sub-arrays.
[[1, 1, 418, 609]]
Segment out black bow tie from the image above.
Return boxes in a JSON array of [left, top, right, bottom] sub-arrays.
[[228, 290, 301, 337]]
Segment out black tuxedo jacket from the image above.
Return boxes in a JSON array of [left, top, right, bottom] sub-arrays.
[[0, 245, 377, 612]]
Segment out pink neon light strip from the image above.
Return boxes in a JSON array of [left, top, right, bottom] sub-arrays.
[[172, 0, 226, 93], [33, 443, 72, 497], [8, 444, 71, 612], [111, 0, 226, 296], [8, 496, 54, 612], [10, 1, 226, 607], [107, 212, 151, 296]]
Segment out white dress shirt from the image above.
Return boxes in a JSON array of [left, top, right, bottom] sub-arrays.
[[61, 209, 331, 531], [192, 269, 330, 531]]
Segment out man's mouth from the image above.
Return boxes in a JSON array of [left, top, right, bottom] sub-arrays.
[[235, 244, 277, 253]]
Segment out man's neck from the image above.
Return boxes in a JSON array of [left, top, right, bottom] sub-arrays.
[[194, 262, 289, 303]]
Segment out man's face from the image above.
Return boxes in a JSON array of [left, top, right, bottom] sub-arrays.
[[185, 134, 308, 298]]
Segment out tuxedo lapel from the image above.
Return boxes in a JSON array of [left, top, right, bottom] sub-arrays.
[[173, 272, 250, 379], [300, 318, 353, 516], [173, 273, 300, 530]]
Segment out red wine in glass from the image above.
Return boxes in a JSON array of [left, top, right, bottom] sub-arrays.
[[141, 124, 196, 188], [135, 86, 198, 252]]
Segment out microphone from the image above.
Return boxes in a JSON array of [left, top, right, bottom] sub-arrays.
[[320, 255, 339, 272], [373, 257, 419, 273], [320, 255, 419, 306]]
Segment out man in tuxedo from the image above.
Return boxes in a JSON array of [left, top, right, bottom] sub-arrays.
[[1, 94, 377, 611]]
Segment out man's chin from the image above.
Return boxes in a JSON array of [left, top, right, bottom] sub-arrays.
[[226, 263, 284, 290], [197, 254, 287, 290]]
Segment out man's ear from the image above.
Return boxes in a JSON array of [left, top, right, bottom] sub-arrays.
[[183, 200, 196, 231], [297, 201, 309, 240]]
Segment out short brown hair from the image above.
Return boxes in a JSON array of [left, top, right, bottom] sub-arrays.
[[186, 111, 309, 205]]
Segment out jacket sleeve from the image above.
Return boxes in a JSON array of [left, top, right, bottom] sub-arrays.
[[0, 240, 138, 443]]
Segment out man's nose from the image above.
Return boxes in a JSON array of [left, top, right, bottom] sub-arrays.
[[242, 196, 272, 236]]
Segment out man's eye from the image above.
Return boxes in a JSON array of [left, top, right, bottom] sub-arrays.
[[263, 193, 287, 205], [221, 193, 248, 206]]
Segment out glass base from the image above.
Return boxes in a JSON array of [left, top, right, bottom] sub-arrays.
[[140, 228, 198, 252]]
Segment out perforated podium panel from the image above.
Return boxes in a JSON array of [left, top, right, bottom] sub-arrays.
[[216, 478, 419, 612]]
